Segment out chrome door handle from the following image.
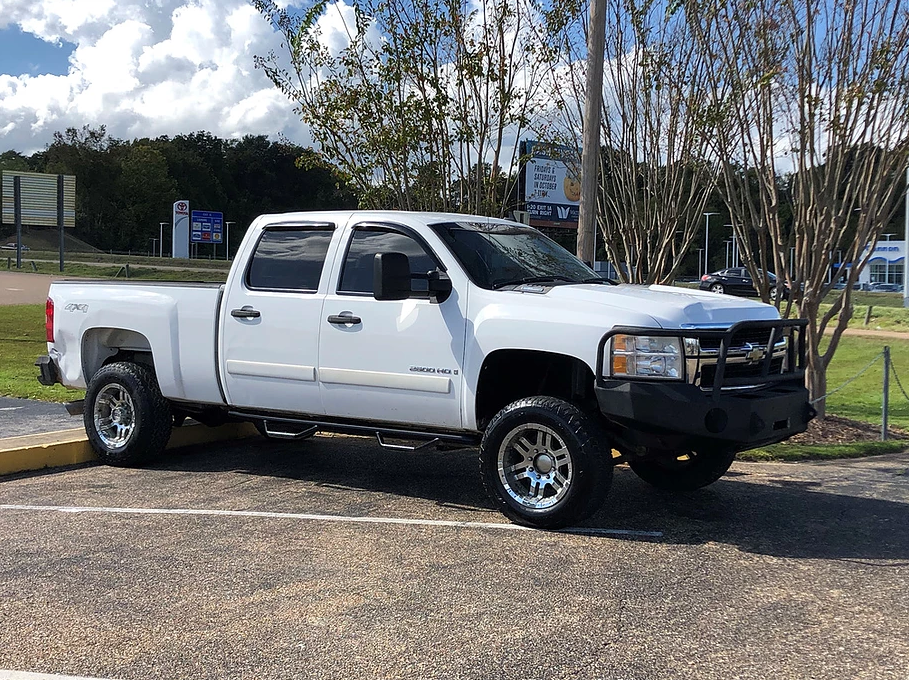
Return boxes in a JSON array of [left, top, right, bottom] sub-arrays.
[[327, 313, 361, 325], [231, 306, 261, 319]]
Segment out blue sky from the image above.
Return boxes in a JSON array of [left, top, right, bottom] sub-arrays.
[[0, 26, 74, 76], [0, 0, 326, 154]]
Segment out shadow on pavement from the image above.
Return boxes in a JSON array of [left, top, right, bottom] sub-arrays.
[[144, 435, 909, 562]]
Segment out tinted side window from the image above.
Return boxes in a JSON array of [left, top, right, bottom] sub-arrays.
[[339, 229, 436, 295], [246, 229, 333, 291]]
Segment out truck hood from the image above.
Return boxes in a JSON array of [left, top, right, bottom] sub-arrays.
[[543, 283, 780, 328]]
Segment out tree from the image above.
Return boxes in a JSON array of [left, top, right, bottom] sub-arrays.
[[253, 0, 554, 216], [39, 126, 125, 249], [548, 0, 717, 283], [694, 0, 909, 416]]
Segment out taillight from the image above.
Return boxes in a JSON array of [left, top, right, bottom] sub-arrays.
[[700, 275, 709, 281], [45, 297, 54, 343]]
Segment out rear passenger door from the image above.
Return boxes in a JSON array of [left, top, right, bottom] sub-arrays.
[[220, 224, 337, 414], [317, 222, 466, 429]]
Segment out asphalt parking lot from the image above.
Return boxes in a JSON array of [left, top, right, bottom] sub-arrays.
[[1, 434, 908, 680], [0, 398, 74, 438]]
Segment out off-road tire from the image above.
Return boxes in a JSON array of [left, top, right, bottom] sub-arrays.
[[479, 396, 613, 529], [629, 449, 736, 492], [84, 361, 172, 466]]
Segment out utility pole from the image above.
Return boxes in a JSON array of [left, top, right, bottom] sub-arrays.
[[904, 166, 909, 306], [577, 0, 607, 265]]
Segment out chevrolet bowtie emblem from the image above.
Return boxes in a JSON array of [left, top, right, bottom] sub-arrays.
[[743, 343, 765, 365]]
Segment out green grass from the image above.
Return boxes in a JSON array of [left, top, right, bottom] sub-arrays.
[[820, 335, 909, 430], [25, 250, 232, 271], [818, 302, 909, 332], [739, 440, 906, 461], [0, 305, 83, 402], [3, 260, 227, 282]]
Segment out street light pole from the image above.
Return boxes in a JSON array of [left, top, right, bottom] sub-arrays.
[[159, 222, 168, 257], [724, 223, 738, 267], [882, 233, 895, 285], [703, 212, 719, 276], [226, 221, 236, 261]]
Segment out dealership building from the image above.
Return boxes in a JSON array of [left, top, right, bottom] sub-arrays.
[[857, 240, 905, 286]]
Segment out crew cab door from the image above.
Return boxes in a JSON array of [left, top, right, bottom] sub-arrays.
[[318, 222, 466, 429], [220, 224, 337, 414]]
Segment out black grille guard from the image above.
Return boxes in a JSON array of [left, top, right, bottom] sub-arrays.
[[596, 318, 808, 399]]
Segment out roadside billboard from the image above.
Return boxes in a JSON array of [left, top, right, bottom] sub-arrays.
[[1, 171, 75, 227], [520, 141, 580, 229]]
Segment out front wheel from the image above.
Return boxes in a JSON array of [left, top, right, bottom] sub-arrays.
[[84, 361, 172, 466], [629, 449, 736, 492], [480, 397, 613, 529]]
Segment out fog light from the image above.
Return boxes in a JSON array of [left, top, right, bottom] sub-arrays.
[[704, 408, 728, 434]]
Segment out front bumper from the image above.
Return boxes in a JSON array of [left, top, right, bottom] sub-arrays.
[[35, 354, 60, 386], [595, 379, 815, 453], [595, 319, 814, 453]]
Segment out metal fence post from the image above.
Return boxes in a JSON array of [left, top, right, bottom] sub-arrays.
[[882, 345, 890, 441]]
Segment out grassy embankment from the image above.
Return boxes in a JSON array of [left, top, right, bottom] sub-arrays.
[[22, 250, 232, 271], [2, 259, 227, 282], [3, 303, 908, 459]]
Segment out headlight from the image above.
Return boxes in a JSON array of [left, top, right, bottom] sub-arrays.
[[609, 334, 683, 379]]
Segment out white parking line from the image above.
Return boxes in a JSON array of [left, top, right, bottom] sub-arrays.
[[0, 672, 117, 680], [0, 504, 663, 538], [0, 407, 23, 411]]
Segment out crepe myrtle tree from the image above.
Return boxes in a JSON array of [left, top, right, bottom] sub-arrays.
[[693, 0, 909, 416], [547, 0, 717, 283], [253, 0, 557, 216]]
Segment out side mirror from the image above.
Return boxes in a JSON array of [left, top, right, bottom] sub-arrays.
[[427, 270, 453, 303], [373, 252, 411, 300]]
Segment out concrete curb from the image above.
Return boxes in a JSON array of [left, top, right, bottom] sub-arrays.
[[0, 422, 258, 476]]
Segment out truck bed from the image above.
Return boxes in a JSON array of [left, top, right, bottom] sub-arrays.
[[48, 280, 226, 405]]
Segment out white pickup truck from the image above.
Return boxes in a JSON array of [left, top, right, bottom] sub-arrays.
[[37, 211, 814, 528]]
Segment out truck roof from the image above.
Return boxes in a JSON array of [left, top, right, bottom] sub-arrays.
[[253, 210, 520, 230]]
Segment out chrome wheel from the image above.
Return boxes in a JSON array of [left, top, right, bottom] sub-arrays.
[[709, 283, 725, 294], [93, 383, 137, 449], [497, 424, 573, 509]]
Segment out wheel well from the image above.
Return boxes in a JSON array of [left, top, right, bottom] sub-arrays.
[[82, 328, 154, 382], [475, 350, 597, 430]]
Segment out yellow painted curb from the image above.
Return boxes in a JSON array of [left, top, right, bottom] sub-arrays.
[[0, 422, 258, 477]]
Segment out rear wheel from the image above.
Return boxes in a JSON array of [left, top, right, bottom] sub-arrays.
[[709, 282, 726, 294], [629, 449, 736, 492], [480, 397, 613, 529], [84, 361, 172, 466]]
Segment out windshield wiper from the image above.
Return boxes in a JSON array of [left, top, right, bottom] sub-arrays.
[[491, 276, 576, 289], [580, 277, 617, 285]]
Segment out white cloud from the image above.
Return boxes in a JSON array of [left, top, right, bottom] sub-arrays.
[[0, 0, 315, 152]]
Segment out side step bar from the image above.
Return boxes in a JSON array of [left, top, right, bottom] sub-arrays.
[[375, 433, 439, 451], [229, 410, 480, 449], [261, 422, 318, 440]]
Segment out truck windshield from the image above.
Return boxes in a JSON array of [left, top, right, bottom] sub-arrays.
[[430, 221, 604, 290]]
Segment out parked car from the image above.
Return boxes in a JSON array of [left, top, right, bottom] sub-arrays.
[[868, 282, 902, 293], [37, 211, 813, 529], [699, 268, 788, 298]]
